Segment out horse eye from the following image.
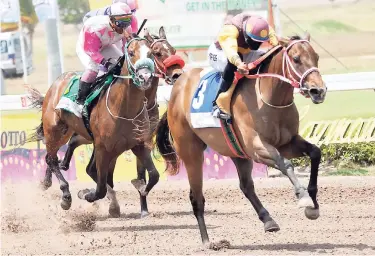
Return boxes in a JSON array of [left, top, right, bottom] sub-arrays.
[[293, 56, 301, 63], [155, 52, 162, 58], [129, 51, 135, 57]]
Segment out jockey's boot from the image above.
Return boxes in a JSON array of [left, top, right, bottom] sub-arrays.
[[212, 76, 233, 121], [76, 80, 92, 117]]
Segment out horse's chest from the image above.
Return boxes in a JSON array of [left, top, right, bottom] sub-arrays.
[[258, 121, 294, 146]]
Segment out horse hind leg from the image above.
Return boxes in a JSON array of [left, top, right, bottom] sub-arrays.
[[60, 133, 89, 171], [44, 122, 74, 210], [172, 127, 209, 245], [231, 157, 280, 232]]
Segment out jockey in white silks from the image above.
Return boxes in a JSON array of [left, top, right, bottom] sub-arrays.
[[74, 2, 133, 113]]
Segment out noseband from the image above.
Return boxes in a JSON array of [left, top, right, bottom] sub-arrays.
[[282, 40, 320, 94]]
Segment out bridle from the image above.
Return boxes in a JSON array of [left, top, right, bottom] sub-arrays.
[[282, 40, 320, 95], [114, 37, 154, 88], [245, 39, 321, 108], [149, 38, 185, 85]]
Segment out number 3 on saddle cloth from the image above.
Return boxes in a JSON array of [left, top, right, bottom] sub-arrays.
[[190, 70, 244, 129]]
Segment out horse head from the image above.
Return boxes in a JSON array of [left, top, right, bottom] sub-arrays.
[[279, 32, 327, 104], [123, 31, 155, 90], [144, 26, 185, 85]]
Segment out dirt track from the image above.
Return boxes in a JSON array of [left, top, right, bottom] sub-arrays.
[[2, 176, 375, 255]]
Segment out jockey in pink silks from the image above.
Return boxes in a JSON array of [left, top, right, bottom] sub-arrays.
[[83, 0, 138, 34], [75, 2, 133, 111]]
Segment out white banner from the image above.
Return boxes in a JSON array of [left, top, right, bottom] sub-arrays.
[[136, 0, 269, 49]]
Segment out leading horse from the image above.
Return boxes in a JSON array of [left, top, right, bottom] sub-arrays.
[[29, 32, 156, 211], [155, 34, 327, 245]]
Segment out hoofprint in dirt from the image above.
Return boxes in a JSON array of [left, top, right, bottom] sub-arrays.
[[2, 176, 375, 255]]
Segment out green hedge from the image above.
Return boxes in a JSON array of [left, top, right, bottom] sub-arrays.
[[291, 142, 375, 168]]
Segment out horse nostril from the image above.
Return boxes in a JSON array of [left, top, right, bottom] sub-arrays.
[[309, 88, 319, 95]]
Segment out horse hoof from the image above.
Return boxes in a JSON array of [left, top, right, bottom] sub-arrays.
[[59, 164, 69, 171], [78, 189, 90, 200], [264, 220, 280, 232], [39, 181, 52, 191], [140, 211, 149, 219], [85, 192, 97, 203], [298, 196, 314, 208], [305, 206, 320, 220], [60, 199, 72, 210], [109, 204, 121, 218]]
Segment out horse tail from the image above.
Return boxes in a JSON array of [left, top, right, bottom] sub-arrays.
[[26, 85, 45, 109], [154, 110, 180, 175], [25, 86, 45, 142]]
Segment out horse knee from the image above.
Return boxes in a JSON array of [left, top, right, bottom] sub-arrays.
[[309, 145, 321, 161]]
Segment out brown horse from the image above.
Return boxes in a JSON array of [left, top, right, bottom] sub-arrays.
[[29, 32, 157, 211], [56, 27, 184, 217], [155, 34, 327, 245]]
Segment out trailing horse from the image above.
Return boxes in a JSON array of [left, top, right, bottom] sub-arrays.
[[28, 32, 157, 211], [53, 27, 185, 217], [155, 33, 327, 246]]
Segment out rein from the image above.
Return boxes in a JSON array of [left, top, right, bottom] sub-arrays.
[[245, 39, 321, 108], [107, 36, 152, 121]]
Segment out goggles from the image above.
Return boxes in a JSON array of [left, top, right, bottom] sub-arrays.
[[111, 14, 132, 28]]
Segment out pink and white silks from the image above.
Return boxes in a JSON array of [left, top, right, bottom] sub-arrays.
[[83, 0, 139, 34], [76, 15, 132, 83]]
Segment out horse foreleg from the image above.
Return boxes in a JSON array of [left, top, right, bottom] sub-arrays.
[[252, 136, 313, 210], [131, 144, 160, 218], [231, 157, 280, 232], [278, 135, 321, 220], [78, 148, 120, 217], [78, 147, 110, 203], [60, 133, 90, 171]]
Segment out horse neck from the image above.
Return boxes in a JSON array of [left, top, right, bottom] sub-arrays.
[[107, 63, 145, 119], [145, 77, 159, 109], [259, 50, 295, 106]]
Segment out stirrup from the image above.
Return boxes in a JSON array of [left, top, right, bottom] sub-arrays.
[[212, 105, 232, 123]]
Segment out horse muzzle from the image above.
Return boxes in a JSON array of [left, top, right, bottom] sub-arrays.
[[307, 86, 327, 104], [136, 68, 153, 90]]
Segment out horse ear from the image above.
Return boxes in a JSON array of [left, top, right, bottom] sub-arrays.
[[304, 31, 311, 41], [159, 26, 167, 39], [278, 37, 289, 48], [143, 28, 154, 43]]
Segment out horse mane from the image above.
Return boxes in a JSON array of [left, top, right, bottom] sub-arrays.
[[289, 35, 302, 41], [257, 34, 302, 73]]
